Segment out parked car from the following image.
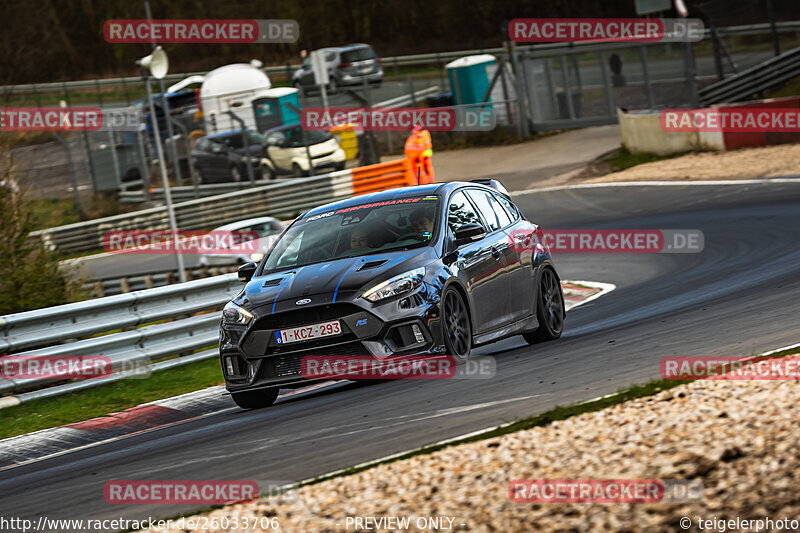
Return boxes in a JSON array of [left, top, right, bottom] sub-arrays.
[[198, 216, 285, 267], [260, 124, 346, 178], [191, 130, 265, 183], [292, 44, 382, 95], [220, 180, 565, 409]]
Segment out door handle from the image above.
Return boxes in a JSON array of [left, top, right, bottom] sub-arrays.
[[491, 248, 501, 259]]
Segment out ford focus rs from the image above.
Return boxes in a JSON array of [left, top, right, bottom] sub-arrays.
[[219, 180, 565, 409]]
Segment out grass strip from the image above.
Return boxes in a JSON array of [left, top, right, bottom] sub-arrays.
[[0, 357, 222, 440]]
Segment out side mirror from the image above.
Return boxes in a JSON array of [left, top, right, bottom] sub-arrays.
[[238, 261, 257, 282], [454, 223, 486, 246]]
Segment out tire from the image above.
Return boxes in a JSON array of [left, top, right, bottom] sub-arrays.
[[230, 165, 243, 182], [231, 388, 279, 409], [335, 162, 345, 171], [523, 267, 565, 344], [261, 163, 276, 180], [293, 80, 305, 97], [442, 286, 472, 359], [292, 163, 306, 177]]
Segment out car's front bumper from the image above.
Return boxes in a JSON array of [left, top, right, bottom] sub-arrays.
[[220, 287, 443, 393]]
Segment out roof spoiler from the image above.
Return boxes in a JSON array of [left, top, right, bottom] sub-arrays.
[[469, 179, 509, 195]]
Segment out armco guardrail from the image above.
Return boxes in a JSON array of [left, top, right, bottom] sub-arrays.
[[699, 46, 800, 105], [34, 157, 415, 254], [0, 273, 241, 400], [82, 265, 239, 297]]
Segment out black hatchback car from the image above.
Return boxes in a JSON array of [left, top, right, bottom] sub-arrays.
[[191, 130, 264, 183], [220, 181, 565, 408]]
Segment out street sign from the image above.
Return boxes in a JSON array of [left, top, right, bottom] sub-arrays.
[[310, 50, 329, 86]]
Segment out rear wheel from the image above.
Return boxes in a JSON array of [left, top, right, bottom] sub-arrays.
[[523, 267, 565, 344], [292, 163, 306, 177], [261, 162, 276, 180], [231, 388, 279, 409], [442, 287, 472, 359]]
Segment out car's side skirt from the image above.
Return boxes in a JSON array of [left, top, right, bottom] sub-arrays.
[[472, 313, 538, 347]]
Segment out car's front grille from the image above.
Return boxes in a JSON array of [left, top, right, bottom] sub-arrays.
[[253, 304, 362, 330], [312, 149, 335, 160], [273, 342, 369, 377]]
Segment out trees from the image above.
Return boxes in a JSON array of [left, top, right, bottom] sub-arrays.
[[0, 140, 80, 315]]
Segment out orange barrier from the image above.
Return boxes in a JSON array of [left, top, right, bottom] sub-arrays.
[[351, 158, 417, 196]]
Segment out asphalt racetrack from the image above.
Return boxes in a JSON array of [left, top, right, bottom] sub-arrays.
[[2, 181, 799, 525]]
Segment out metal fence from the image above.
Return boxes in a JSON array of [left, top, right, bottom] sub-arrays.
[[4, 22, 799, 204]]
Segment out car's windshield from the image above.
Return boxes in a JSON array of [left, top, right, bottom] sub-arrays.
[[262, 196, 438, 273], [284, 126, 332, 147], [341, 47, 377, 62]]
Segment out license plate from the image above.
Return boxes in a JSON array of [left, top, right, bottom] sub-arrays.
[[275, 320, 341, 345]]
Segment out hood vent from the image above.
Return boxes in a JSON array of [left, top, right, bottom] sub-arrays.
[[262, 278, 283, 287], [358, 260, 388, 271]]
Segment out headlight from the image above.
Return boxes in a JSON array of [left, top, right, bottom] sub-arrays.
[[250, 252, 265, 262], [222, 301, 253, 325], [362, 267, 425, 303]]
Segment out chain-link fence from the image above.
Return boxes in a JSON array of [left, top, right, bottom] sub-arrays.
[[2, 22, 799, 209]]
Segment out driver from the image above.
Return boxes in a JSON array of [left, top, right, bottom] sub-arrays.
[[410, 208, 434, 235], [349, 228, 370, 251]]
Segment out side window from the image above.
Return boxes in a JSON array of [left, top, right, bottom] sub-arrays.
[[465, 190, 501, 231], [447, 191, 482, 233], [494, 193, 520, 222], [195, 139, 209, 152], [489, 194, 512, 227], [266, 132, 285, 146]]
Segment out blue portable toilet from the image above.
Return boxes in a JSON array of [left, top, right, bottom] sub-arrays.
[[446, 54, 496, 106], [252, 88, 300, 132]]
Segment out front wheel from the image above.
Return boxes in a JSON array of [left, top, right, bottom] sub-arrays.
[[442, 287, 472, 359], [523, 267, 565, 344], [231, 388, 279, 409]]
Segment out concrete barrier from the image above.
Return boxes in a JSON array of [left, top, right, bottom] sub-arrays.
[[619, 96, 800, 155]]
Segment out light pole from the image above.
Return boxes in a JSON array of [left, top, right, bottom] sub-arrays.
[[137, 46, 187, 282]]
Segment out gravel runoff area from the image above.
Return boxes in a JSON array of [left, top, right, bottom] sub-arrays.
[[588, 143, 800, 183], [142, 352, 800, 533]]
